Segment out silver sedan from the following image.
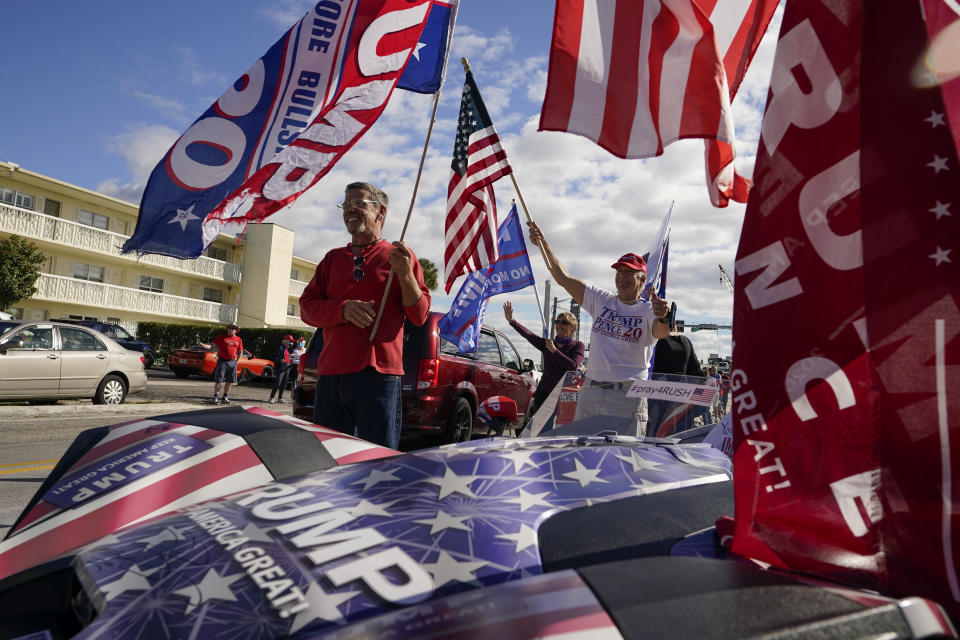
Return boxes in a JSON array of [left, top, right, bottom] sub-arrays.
[[0, 321, 146, 404]]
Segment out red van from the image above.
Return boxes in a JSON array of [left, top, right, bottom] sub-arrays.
[[293, 311, 536, 441]]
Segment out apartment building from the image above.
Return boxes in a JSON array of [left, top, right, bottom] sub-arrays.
[[0, 161, 315, 332]]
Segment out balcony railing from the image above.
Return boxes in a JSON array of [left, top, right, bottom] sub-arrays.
[[286, 315, 309, 329], [34, 274, 237, 324], [289, 279, 308, 297], [0, 204, 241, 283]]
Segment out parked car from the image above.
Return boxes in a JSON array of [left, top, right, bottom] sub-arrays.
[[0, 430, 953, 639], [294, 311, 536, 441], [54, 319, 156, 368], [167, 344, 274, 382], [0, 321, 146, 404]]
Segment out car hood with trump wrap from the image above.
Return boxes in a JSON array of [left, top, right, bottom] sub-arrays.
[[0, 436, 731, 638]]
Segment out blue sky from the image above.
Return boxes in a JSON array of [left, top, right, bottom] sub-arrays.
[[0, 0, 783, 364]]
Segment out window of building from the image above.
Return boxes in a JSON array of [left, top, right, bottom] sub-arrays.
[[43, 198, 61, 218], [9, 308, 23, 320], [78, 209, 109, 230], [74, 263, 105, 283], [139, 276, 163, 293], [202, 288, 223, 303], [66, 314, 98, 322], [287, 303, 296, 316], [1, 187, 34, 210], [44, 256, 55, 273], [205, 246, 228, 261], [107, 317, 122, 324], [290, 268, 300, 281]]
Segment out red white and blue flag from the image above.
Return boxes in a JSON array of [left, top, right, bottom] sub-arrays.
[[539, 0, 778, 207], [444, 68, 513, 293], [123, 0, 449, 259]]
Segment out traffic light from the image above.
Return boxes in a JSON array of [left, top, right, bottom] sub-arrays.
[[569, 301, 580, 317], [676, 319, 685, 332]]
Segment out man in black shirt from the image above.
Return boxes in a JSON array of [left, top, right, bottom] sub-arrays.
[[648, 305, 706, 436]]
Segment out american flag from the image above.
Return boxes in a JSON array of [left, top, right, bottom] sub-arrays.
[[691, 386, 717, 404], [539, 0, 778, 207], [444, 69, 513, 293]]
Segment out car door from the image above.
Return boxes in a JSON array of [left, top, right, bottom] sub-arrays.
[[0, 325, 59, 397], [58, 326, 110, 395], [494, 331, 535, 422], [472, 330, 504, 414]]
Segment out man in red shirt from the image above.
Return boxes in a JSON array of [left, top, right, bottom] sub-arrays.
[[202, 323, 243, 404], [300, 182, 430, 448]]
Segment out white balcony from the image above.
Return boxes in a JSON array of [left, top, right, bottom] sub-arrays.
[[286, 315, 309, 329], [34, 274, 237, 324], [0, 204, 241, 283], [289, 279, 308, 297]]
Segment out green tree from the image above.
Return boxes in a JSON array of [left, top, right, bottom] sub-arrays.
[[419, 257, 439, 291], [0, 235, 45, 311]]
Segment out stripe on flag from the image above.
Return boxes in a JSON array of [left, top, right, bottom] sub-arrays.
[[444, 70, 513, 293], [540, 0, 778, 207]]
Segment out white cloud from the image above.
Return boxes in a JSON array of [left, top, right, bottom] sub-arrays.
[[132, 91, 189, 121], [97, 124, 179, 204]]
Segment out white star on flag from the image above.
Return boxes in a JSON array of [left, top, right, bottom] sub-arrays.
[[168, 203, 201, 231], [925, 110, 946, 128], [173, 568, 243, 614], [289, 582, 360, 632], [422, 551, 487, 588], [497, 523, 539, 553], [99, 564, 157, 601], [928, 155, 950, 173], [424, 467, 478, 499], [930, 201, 952, 219], [616, 450, 665, 473], [414, 509, 472, 535], [504, 488, 554, 512], [241, 522, 275, 544], [930, 246, 952, 265], [499, 449, 539, 473], [562, 459, 610, 488], [348, 499, 397, 519], [351, 468, 401, 492], [411, 40, 427, 60]]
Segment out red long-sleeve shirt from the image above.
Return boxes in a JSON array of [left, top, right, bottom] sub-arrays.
[[300, 240, 431, 376]]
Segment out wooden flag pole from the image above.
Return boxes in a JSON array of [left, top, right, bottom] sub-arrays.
[[367, 88, 444, 342]]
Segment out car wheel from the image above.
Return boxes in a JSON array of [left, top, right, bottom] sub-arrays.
[[143, 351, 154, 369], [446, 397, 473, 443], [261, 366, 274, 379], [94, 375, 127, 405], [171, 368, 190, 379]]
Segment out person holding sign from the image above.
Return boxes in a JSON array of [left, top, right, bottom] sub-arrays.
[[527, 221, 671, 435], [503, 301, 585, 429]]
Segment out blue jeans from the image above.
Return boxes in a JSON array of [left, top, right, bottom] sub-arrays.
[[313, 367, 401, 449]]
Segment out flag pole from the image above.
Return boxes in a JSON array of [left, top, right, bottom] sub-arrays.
[[368, 89, 443, 342]]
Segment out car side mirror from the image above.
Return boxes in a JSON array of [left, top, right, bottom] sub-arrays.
[[522, 358, 535, 372], [0, 339, 23, 354]]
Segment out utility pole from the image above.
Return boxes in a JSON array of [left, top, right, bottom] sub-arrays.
[[718, 264, 734, 295], [542, 280, 552, 338]]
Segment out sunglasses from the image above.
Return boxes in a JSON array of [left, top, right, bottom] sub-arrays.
[[338, 198, 379, 210], [555, 318, 571, 325], [353, 255, 365, 281]]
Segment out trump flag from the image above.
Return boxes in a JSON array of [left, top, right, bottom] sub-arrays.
[[731, 0, 960, 618], [123, 0, 435, 259], [439, 204, 535, 352]]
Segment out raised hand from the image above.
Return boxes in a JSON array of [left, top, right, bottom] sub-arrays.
[[649, 290, 669, 318], [503, 301, 514, 323]]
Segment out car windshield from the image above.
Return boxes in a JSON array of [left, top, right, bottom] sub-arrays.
[[0, 321, 22, 337], [112, 326, 133, 340]]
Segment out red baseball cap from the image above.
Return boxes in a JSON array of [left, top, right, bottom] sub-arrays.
[[610, 253, 647, 273], [283, 334, 294, 341]]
